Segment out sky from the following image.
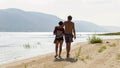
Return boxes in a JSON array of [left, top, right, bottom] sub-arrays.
[[0, 0, 120, 26]]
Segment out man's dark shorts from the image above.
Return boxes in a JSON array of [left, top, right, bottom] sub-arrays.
[[65, 34, 73, 43]]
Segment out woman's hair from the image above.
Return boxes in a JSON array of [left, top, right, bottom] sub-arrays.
[[59, 21, 63, 25]]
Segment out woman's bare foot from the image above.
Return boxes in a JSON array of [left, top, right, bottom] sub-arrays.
[[54, 55, 58, 58]]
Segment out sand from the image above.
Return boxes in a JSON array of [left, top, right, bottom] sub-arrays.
[[1, 39, 120, 68]]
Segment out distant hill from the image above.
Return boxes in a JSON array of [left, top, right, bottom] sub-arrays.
[[74, 21, 108, 32], [0, 8, 120, 32], [0, 8, 62, 32], [102, 26, 120, 32]]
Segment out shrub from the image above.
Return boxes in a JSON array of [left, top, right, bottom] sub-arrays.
[[88, 35, 103, 44]]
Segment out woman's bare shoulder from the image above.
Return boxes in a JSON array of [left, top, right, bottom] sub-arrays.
[[55, 26, 59, 28]]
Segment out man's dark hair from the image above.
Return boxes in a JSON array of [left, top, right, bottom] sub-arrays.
[[68, 15, 72, 20], [59, 21, 63, 25]]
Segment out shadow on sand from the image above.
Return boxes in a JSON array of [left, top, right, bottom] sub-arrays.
[[54, 58, 78, 63]]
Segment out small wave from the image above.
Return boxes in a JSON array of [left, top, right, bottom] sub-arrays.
[[0, 44, 16, 47]]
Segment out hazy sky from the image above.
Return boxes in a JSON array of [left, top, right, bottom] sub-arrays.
[[0, 0, 120, 26]]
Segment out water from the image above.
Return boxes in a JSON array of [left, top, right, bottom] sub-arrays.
[[0, 32, 120, 64]]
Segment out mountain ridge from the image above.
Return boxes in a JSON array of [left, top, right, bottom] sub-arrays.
[[0, 8, 120, 32]]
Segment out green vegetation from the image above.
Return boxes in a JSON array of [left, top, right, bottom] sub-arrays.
[[116, 54, 120, 60], [108, 43, 117, 47], [74, 46, 91, 63], [98, 45, 106, 53], [88, 35, 103, 44], [23, 43, 31, 49], [79, 56, 85, 62], [85, 55, 91, 60], [98, 32, 120, 35], [79, 55, 91, 63], [24, 64, 27, 68], [23, 43, 38, 49]]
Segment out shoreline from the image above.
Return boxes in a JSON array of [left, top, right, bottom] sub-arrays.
[[1, 39, 120, 68], [0, 41, 83, 67], [0, 42, 76, 65], [0, 50, 55, 65]]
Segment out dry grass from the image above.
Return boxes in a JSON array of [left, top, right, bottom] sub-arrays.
[[74, 46, 82, 60], [108, 43, 117, 47], [116, 54, 120, 60], [98, 45, 107, 53]]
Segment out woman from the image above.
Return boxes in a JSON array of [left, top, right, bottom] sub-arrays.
[[53, 21, 64, 58]]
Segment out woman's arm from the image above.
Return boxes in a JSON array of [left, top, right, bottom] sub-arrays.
[[53, 26, 57, 35]]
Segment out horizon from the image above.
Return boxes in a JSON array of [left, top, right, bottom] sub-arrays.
[[0, 0, 120, 27]]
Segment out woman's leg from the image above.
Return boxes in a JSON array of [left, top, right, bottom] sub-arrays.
[[59, 40, 63, 58], [55, 41, 59, 58]]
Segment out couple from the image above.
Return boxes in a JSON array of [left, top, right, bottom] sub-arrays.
[[53, 15, 76, 59]]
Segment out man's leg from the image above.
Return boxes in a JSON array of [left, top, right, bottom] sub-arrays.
[[68, 42, 71, 54], [66, 42, 71, 58]]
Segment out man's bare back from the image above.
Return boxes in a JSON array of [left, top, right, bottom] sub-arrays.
[[64, 21, 74, 34], [63, 15, 76, 58]]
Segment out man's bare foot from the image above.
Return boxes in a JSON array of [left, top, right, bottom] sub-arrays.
[[59, 56, 62, 59], [67, 54, 70, 58]]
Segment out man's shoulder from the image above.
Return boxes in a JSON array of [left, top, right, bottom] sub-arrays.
[[64, 21, 68, 23], [64, 21, 74, 23], [70, 21, 75, 24]]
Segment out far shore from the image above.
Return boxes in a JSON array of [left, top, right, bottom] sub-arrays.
[[1, 39, 120, 68], [97, 32, 120, 35]]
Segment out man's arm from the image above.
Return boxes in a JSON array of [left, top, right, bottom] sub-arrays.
[[62, 21, 65, 28], [73, 23, 76, 39]]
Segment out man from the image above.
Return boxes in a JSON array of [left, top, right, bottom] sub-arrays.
[[63, 15, 76, 58]]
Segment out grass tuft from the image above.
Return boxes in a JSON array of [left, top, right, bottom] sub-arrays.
[[23, 43, 31, 49], [75, 46, 82, 60], [98, 45, 106, 53], [85, 55, 91, 59], [74, 46, 91, 63], [116, 54, 120, 60], [24, 64, 27, 68], [108, 43, 117, 47], [88, 35, 103, 44], [79, 55, 91, 63]]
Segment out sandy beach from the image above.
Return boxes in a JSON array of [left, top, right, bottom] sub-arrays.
[[1, 39, 120, 68]]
